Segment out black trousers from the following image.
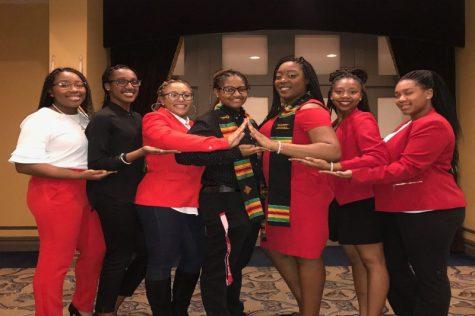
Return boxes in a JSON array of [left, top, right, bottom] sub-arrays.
[[199, 191, 253, 316], [137, 206, 205, 281], [94, 198, 147, 313], [227, 220, 261, 315], [383, 208, 465, 316]]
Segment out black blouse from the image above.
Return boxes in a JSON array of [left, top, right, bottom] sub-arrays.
[[175, 105, 263, 190], [85, 102, 144, 205]]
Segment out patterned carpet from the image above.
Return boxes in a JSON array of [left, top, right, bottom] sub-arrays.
[[1, 266, 475, 315]]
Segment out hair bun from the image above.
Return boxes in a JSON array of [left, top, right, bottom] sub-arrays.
[[350, 69, 368, 84]]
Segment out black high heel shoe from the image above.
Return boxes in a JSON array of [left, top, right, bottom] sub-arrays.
[[68, 303, 81, 316]]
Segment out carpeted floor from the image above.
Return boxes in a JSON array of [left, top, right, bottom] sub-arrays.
[[1, 247, 475, 315]]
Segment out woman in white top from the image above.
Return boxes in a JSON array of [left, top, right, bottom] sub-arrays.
[[10, 67, 111, 316]]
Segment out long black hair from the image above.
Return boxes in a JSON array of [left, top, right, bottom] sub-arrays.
[[38, 67, 93, 117], [263, 56, 324, 125], [327, 68, 370, 113], [211, 69, 249, 108], [101, 64, 138, 107], [400, 70, 460, 177]]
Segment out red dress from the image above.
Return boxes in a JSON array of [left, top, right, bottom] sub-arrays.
[[260, 107, 333, 259]]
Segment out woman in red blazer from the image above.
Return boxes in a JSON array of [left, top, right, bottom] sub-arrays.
[[295, 68, 390, 316], [300, 70, 465, 316], [135, 78, 245, 316]]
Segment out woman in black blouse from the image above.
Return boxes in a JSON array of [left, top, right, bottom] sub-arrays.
[[176, 69, 265, 316], [86, 65, 176, 315]]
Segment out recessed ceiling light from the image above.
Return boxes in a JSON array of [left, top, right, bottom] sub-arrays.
[[326, 54, 338, 58], [249, 56, 261, 60]]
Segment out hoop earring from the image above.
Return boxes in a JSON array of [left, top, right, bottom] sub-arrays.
[[151, 102, 161, 111]]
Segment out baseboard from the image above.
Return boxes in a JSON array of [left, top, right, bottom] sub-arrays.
[[464, 240, 475, 258], [0, 237, 39, 252]]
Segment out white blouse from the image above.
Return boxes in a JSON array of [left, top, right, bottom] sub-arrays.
[[167, 110, 198, 215], [9, 107, 89, 169]]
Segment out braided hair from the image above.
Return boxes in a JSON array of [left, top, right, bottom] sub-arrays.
[[263, 56, 324, 125], [38, 67, 94, 117], [211, 69, 249, 107], [153, 77, 193, 110], [327, 68, 370, 113]]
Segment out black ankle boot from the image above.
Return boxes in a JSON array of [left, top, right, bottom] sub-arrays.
[[145, 278, 172, 316], [171, 270, 200, 316]]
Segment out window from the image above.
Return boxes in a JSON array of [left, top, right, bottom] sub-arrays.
[[295, 35, 340, 74], [222, 35, 268, 75]]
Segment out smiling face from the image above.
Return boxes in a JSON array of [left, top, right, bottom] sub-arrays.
[[49, 71, 86, 113], [158, 82, 193, 118], [394, 79, 433, 119], [215, 75, 248, 110], [274, 61, 308, 104], [105, 68, 139, 107], [331, 78, 362, 115]]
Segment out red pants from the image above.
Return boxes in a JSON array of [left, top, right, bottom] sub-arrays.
[[27, 176, 105, 316]]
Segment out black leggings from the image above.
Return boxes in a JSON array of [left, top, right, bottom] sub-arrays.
[[383, 208, 465, 316]]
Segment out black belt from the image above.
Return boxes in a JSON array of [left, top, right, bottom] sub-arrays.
[[201, 185, 240, 193]]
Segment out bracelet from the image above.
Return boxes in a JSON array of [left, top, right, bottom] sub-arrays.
[[119, 153, 132, 165], [330, 161, 334, 172], [277, 141, 283, 154]]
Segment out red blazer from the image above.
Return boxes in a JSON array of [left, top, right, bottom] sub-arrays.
[[352, 109, 465, 212], [135, 108, 229, 207], [334, 109, 389, 205]]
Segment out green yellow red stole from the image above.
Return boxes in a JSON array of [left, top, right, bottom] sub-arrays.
[[267, 96, 314, 226], [214, 103, 265, 221]]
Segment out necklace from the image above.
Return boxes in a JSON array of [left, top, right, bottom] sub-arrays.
[[51, 103, 89, 130]]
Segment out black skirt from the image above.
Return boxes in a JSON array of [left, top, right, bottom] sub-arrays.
[[329, 198, 384, 245]]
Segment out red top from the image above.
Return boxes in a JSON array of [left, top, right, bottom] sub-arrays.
[[352, 109, 465, 212], [334, 109, 390, 205], [135, 107, 230, 207]]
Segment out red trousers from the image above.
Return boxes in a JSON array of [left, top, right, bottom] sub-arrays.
[[27, 176, 105, 316]]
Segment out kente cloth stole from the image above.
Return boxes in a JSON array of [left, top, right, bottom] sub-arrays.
[[267, 97, 315, 226], [214, 103, 264, 221]]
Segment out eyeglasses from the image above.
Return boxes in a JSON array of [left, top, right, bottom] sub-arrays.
[[109, 79, 142, 87], [219, 86, 249, 95], [161, 92, 194, 101], [52, 82, 87, 89]]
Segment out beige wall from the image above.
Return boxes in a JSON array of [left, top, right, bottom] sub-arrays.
[[1, 1, 107, 241], [457, 0, 475, 249], [0, 3, 49, 236], [87, 0, 109, 109]]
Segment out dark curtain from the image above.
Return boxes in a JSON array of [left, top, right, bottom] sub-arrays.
[[110, 38, 180, 115], [389, 37, 456, 96]]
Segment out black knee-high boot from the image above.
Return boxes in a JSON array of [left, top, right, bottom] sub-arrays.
[[145, 278, 172, 316], [172, 270, 200, 316]]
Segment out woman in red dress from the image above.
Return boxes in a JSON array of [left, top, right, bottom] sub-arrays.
[[248, 56, 341, 316]]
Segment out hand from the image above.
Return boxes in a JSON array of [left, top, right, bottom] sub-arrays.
[[319, 170, 353, 178], [80, 169, 116, 180], [247, 122, 278, 151], [239, 144, 267, 157], [289, 157, 331, 170], [227, 119, 247, 148], [142, 146, 181, 155]]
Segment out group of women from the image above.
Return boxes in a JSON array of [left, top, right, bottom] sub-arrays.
[[9, 55, 465, 316]]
